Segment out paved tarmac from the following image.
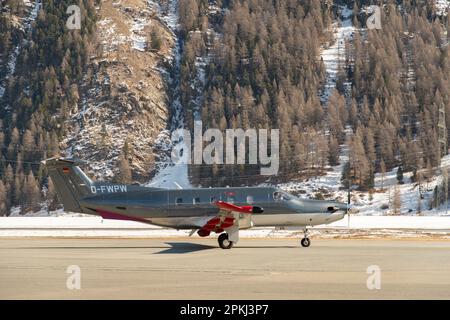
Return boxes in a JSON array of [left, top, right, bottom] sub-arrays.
[[1, 238, 450, 299]]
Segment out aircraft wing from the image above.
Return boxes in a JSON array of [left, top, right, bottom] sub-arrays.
[[214, 200, 264, 214], [196, 201, 264, 237]]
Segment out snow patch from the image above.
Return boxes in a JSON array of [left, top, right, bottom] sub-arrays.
[[435, 0, 449, 16], [320, 5, 355, 104], [147, 0, 193, 189], [0, 0, 41, 99], [280, 152, 450, 217], [1, 216, 450, 238]]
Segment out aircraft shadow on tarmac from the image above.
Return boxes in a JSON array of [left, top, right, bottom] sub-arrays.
[[155, 242, 216, 254], [155, 243, 300, 254], [14, 244, 214, 254], [15, 243, 300, 253]]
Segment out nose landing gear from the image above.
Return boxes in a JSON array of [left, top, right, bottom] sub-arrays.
[[300, 228, 311, 247], [301, 237, 311, 247]]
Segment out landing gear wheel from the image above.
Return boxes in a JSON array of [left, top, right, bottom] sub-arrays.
[[301, 237, 311, 247], [218, 233, 233, 249]]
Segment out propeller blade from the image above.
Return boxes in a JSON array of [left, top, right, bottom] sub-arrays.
[[347, 208, 350, 228], [347, 182, 351, 228]]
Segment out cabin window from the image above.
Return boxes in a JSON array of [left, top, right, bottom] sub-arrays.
[[246, 195, 254, 204], [176, 197, 183, 205], [193, 197, 200, 204]]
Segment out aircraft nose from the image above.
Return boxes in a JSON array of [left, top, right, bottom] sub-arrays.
[[252, 206, 264, 213], [327, 206, 339, 213]]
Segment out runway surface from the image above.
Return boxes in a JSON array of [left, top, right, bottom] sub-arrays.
[[1, 238, 450, 299]]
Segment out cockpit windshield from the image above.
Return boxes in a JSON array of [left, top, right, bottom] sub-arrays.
[[273, 191, 293, 201]]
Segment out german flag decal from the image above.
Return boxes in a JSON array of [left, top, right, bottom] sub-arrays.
[[62, 167, 70, 174]]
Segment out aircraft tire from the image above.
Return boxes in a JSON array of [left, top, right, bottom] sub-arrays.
[[218, 233, 233, 249], [301, 238, 311, 247]]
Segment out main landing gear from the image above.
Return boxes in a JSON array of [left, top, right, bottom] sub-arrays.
[[218, 233, 233, 249], [301, 228, 311, 247]]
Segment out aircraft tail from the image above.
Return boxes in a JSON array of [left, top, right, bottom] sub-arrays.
[[42, 158, 93, 213]]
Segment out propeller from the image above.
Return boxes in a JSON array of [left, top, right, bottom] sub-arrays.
[[345, 177, 359, 227], [347, 186, 351, 228], [346, 170, 354, 229]]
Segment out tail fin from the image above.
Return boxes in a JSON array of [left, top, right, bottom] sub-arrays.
[[42, 158, 93, 213]]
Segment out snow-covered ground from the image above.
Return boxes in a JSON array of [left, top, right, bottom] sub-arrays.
[[280, 152, 450, 217], [279, 128, 351, 205], [148, 0, 179, 31], [97, 3, 155, 53], [131, 17, 148, 52], [435, 0, 449, 16], [2, 216, 450, 238], [97, 17, 128, 53], [352, 155, 450, 216], [147, 0, 192, 189], [320, 5, 355, 104]]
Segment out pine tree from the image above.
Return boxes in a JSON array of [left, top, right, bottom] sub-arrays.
[[117, 154, 132, 184], [392, 185, 402, 215], [380, 158, 386, 191], [417, 190, 422, 215], [0, 181, 7, 216], [341, 162, 351, 189], [23, 171, 41, 213], [4, 164, 14, 185], [0, 0, 98, 212], [397, 166, 404, 184], [13, 174, 23, 209], [46, 178, 59, 212], [349, 132, 370, 189], [150, 28, 162, 51], [328, 135, 340, 166]]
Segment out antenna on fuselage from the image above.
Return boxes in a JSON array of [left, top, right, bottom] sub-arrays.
[[174, 181, 183, 189]]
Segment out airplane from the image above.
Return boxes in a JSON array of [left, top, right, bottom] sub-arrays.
[[43, 157, 351, 249]]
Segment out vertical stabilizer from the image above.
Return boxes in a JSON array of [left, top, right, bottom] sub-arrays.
[[42, 158, 93, 213]]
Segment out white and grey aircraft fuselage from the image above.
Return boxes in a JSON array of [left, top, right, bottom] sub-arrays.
[[44, 158, 348, 249]]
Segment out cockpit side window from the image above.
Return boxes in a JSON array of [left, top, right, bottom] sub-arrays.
[[282, 192, 292, 200], [273, 191, 292, 201]]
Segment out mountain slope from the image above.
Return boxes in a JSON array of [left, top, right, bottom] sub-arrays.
[[62, 0, 175, 181]]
